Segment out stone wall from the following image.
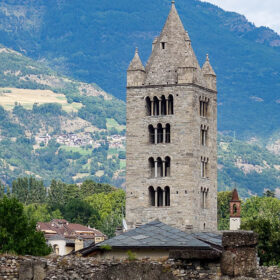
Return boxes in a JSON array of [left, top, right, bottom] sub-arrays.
[[221, 231, 258, 278], [1, 254, 280, 280]]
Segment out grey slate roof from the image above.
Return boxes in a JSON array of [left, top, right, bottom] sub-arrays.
[[192, 232, 222, 248], [97, 220, 217, 249]]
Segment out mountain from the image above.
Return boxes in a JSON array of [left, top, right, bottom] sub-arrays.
[[0, 44, 126, 187], [0, 1, 279, 196], [0, 0, 279, 138], [0, 43, 279, 196]]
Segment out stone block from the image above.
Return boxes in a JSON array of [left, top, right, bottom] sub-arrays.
[[18, 261, 33, 280], [222, 231, 258, 248]]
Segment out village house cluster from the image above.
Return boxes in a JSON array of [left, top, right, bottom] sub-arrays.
[[37, 219, 107, 256], [35, 132, 125, 150]]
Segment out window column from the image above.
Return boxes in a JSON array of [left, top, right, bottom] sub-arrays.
[[155, 160, 158, 177], [163, 160, 166, 177], [154, 128, 158, 144]]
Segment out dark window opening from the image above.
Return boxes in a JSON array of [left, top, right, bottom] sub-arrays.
[[166, 124, 171, 143], [165, 186, 170, 206], [146, 97, 152, 116], [148, 125, 155, 144], [149, 157, 155, 178], [157, 124, 163, 143], [161, 96, 167, 115], [153, 97, 160, 116], [157, 187, 163, 206], [149, 186, 155, 206], [200, 100, 209, 117], [168, 95, 174, 115], [165, 156, 171, 177]]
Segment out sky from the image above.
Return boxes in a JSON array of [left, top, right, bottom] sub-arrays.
[[200, 0, 280, 34]]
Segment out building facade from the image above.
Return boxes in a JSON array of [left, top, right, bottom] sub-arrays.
[[126, 2, 218, 231]]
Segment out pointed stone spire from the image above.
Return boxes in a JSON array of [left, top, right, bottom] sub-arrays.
[[202, 54, 217, 91], [144, 2, 201, 85], [128, 47, 145, 71], [202, 54, 216, 76]]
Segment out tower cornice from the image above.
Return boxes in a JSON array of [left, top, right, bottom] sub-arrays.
[[127, 83, 217, 94]]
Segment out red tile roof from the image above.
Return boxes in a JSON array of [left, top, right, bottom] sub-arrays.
[[231, 189, 240, 202], [37, 219, 107, 239]]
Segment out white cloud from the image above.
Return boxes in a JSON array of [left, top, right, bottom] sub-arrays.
[[200, 0, 280, 34]]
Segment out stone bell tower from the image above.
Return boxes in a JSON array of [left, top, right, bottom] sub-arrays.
[[125, 1, 218, 232], [229, 189, 241, 230]]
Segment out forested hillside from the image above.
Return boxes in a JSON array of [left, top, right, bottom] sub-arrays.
[[0, 0, 279, 138], [0, 2, 278, 196], [0, 45, 126, 187]]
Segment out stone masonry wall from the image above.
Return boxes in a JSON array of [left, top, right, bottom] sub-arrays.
[[1, 255, 280, 280]]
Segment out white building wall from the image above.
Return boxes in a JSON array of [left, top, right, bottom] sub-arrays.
[[230, 217, 241, 231], [48, 239, 67, 256]]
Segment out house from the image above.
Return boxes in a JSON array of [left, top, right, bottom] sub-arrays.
[[76, 220, 222, 260], [37, 219, 107, 256]]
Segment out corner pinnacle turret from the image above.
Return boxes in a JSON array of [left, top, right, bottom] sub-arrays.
[[202, 54, 216, 76], [127, 47, 145, 71], [202, 54, 217, 91], [127, 47, 146, 87]]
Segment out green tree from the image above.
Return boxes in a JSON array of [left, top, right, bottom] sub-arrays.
[[85, 189, 125, 237], [241, 196, 280, 265], [80, 179, 115, 198], [0, 196, 51, 256], [242, 196, 280, 222], [62, 198, 99, 226], [241, 217, 280, 265], [24, 203, 63, 223], [47, 179, 66, 210], [263, 189, 275, 198], [0, 183, 5, 198], [12, 177, 46, 205], [217, 191, 232, 230]]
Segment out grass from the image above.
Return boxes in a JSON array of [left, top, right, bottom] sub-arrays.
[[120, 160, 126, 169], [73, 173, 90, 180], [95, 170, 104, 177], [60, 146, 92, 156], [108, 148, 119, 156], [0, 87, 82, 113], [106, 118, 125, 132]]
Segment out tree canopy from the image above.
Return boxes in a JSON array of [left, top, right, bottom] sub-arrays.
[[0, 196, 51, 256]]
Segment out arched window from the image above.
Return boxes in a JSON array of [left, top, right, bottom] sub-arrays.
[[168, 95, 174, 115], [157, 157, 163, 177], [146, 97, 151, 116], [165, 156, 171, 177], [153, 96, 159, 116], [157, 187, 163, 207], [164, 186, 170, 206], [149, 157, 155, 178], [233, 204, 237, 214], [165, 124, 170, 143], [157, 123, 163, 143], [148, 125, 155, 144], [161, 95, 167, 115], [149, 186, 155, 206], [53, 244, 59, 255]]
